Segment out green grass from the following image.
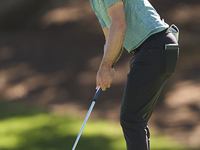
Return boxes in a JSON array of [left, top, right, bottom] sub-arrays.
[[0, 101, 196, 150]]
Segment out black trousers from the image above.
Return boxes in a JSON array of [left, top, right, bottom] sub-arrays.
[[120, 29, 179, 150]]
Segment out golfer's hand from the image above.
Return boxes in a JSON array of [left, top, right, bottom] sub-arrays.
[[96, 66, 115, 91]]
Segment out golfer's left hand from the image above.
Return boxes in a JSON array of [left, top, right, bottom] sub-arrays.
[[96, 66, 115, 91]]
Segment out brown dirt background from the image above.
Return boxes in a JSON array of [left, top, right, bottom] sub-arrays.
[[0, 0, 199, 148]]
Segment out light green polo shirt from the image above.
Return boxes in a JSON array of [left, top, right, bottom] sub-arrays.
[[90, 0, 169, 52]]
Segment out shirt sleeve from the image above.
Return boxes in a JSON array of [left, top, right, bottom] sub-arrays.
[[96, 13, 107, 28], [105, 0, 123, 9], [90, 1, 106, 29]]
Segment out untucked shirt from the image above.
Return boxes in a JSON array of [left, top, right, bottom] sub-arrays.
[[90, 0, 169, 52]]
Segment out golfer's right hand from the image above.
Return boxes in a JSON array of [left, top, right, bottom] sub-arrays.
[[96, 66, 115, 91]]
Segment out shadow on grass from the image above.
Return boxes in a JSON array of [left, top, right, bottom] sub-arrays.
[[16, 134, 113, 150], [0, 100, 48, 120]]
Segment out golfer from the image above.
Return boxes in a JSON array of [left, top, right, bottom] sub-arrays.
[[90, 0, 179, 149]]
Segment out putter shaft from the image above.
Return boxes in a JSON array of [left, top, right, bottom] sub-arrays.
[[72, 87, 102, 150]]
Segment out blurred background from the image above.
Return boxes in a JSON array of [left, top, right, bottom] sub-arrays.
[[0, 0, 199, 149]]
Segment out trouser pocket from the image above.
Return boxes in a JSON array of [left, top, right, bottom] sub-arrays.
[[162, 44, 179, 74]]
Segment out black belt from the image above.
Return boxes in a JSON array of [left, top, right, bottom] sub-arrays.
[[130, 29, 168, 55], [130, 47, 140, 55]]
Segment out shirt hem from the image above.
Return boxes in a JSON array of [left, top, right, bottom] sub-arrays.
[[126, 26, 169, 53]]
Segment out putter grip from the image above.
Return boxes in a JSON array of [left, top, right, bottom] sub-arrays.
[[93, 87, 102, 101], [93, 65, 114, 102]]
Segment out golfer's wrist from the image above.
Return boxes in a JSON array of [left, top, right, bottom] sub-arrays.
[[100, 60, 113, 69]]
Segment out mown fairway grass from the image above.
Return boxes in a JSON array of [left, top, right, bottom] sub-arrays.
[[0, 101, 195, 150]]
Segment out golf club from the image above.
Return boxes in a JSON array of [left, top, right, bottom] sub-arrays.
[[72, 87, 102, 150]]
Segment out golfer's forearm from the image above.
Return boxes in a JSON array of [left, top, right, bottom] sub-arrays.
[[100, 23, 126, 68]]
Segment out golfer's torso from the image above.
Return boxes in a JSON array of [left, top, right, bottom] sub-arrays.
[[90, 0, 169, 52]]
